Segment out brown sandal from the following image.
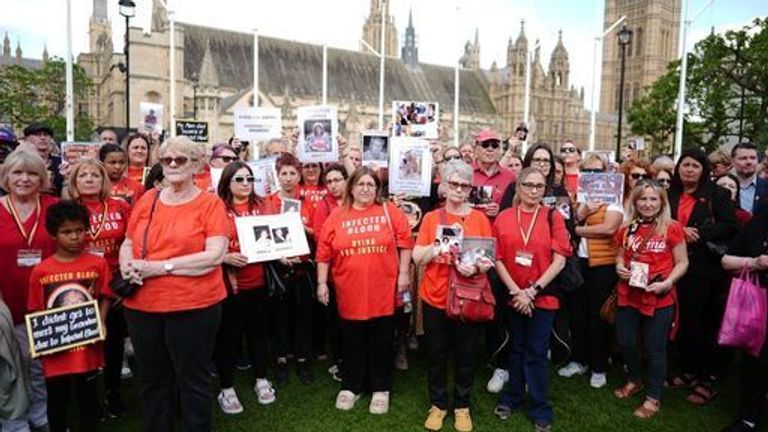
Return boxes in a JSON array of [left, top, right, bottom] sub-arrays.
[[614, 381, 644, 400], [665, 374, 697, 389], [633, 398, 660, 419], [686, 384, 718, 406]]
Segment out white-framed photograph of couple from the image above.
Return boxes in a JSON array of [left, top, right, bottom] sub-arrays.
[[297, 105, 338, 163], [362, 131, 389, 167], [235, 213, 309, 263]]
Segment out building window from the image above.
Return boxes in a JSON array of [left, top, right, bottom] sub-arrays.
[[632, 82, 640, 103], [636, 28, 643, 56], [145, 91, 162, 104]]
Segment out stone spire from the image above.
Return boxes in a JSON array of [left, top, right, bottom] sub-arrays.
[[460, 28, 480, 70], [152, 0, 169, 32], [42, 44, 49, 64], [549, 29, 570, 88], [92, 0, 108, 23], [198, 40, 219, 88], [15, 41, 22, 65], [362, 0, 398, 57], [2, 32, 10, 65], [401, 8, 418, 67]]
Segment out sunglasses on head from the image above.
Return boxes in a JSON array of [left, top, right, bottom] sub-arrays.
[[159, 156, 189, 167], [478, 141, 500, 149], [232, 175, 255, 184], [630, 173, 648, 180]]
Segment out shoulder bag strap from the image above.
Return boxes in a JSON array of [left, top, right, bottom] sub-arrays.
[[140, 191, 161, 259]]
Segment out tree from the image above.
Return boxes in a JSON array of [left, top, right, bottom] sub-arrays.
[[0, 58, 94, 141], [628, 18, 768, 153]]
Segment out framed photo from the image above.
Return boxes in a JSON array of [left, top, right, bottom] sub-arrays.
[[139, 102, 164, 133], [392, 101, 439, 139], [247, 158, 280, 197], [361, 130, 389, 168], [281, 198, 301, 214], [235, 213, 310, 263], [434, 225, 463, 265], [297, 105, 338, 163], [388, 137, 432, 197]]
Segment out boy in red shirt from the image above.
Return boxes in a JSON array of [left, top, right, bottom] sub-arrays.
[[27, 201, 112, 432]]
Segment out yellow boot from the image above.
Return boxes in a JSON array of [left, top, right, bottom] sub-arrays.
[[454, 408, 473, 432], [424, 405, 447, 431]]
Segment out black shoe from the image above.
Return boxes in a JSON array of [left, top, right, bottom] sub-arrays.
[[275, 361, 289, 385], [30, 424, 50, 432], [534, 421, 552, 432], [721, 420, 756, 432], [235, 355, 252, 371], [104, 391, 125, 419], [297, 360, 315, 385]]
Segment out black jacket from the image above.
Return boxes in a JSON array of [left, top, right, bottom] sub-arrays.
[[668, 182, 740, 279]]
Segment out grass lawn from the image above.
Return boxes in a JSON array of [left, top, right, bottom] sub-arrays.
[[101, 347, 767, 432]]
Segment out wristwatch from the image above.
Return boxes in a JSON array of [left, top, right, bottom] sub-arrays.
[[163, 262, 175, 274]]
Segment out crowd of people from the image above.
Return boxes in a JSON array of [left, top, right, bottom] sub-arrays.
[[0, 121, 766, 432]]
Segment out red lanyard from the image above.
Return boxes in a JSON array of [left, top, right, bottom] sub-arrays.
[[7, 196, 41, 247], [516, 205, 541, 249]]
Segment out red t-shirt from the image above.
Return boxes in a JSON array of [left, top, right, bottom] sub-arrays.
[[194, 167, 213, 193], [226, 201, 273, 290], [677, 193, 696, 227], [27, 253, 111, 378], [266, 188, 313, 227], [416, 209, 492, 309], [124, 190, 229, 313], [316, 202, 414, 320], [81, 197, 131, 272], [614, 221, 685, 316], [493, 206, 572, 310], [300, 184, 328, 211], [0, 195, 58, 324], [564, 173, 579, 194], [126, 165, 145, 185], [111, 176, 145, 206], [311, 194, 341, 238], [472, 163, 516, 205]]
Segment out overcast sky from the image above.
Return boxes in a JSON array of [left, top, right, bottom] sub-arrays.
[[2, 0, 763, 109]]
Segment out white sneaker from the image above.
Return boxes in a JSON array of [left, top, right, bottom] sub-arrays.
[[335, 390, 360, 411], [254, 379, 276, 405], [590, 372, 607, 389], [558, 362, 587, 378], [217, 388, 243, 414], [121, 360, 133, 379], [486, 368, 509, 394], [369, 391, 390, 415]]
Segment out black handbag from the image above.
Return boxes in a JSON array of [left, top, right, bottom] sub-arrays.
[[111, 191, 160, 298], [546, 208, 584, 292]]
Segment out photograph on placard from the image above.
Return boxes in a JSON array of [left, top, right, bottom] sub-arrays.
[[392, 101, 439, 139], [577, 173, 625, 206], [297, 105, 338, 163], [234, 107, 282, 143], [433, 224, 463, 265], [281, 198, 301, 214], [235, 213, 310, 263], [247, 158, 280, 197], [469, 185, 494, 206], [459, 237, 496, 268], [60, 142, 101, 165], [361, 131, 389, 167], [388, 137, 432, 197], [252, 225, 273, 252], [209, 167, 224, 193], [139, 102, 164, 134]]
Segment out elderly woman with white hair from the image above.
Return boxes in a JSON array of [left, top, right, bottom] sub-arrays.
[[412, 159, 494, 432], [0, 148, 57, 431], [118, 136, 229, 431]]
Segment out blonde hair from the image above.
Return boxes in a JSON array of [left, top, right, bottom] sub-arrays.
[[623, 180, 672, 235], [0, 147, 50, 192], [512, 167, 546, 207], [580, 154, 607, 171], [67, 159, 111, 202]]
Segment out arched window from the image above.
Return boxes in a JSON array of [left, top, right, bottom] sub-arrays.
[[145, 91, 162, 104], [635, 28, 643, 56]]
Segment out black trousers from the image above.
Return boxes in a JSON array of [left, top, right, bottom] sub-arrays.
[[46, 372, 99, 432], [485, 269, 509, 368], [214, 289, 271, 388], [340, 315, 395, 394], [424, 303, 481, 409], [738, 337, 768, 425], [677, 272, 729, 382], [104, 303, 127, 393], [273, 275, 314, 361], [326, 283, 342, 364], [125, 303, 221, 432], [567, 262, 616, 373]]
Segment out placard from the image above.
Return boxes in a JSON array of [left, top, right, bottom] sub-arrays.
[[234, 107, 282, 143], [139, 102, 164, 134], [361, 130, 389, 168], [25, 300, 105, 358], [175, 120, 209, 143], [434, 225, 462, 265], [235, 212, 310, 263], [247, 158, 280, 197], [629, 136, 645, 151], [577, 173, 625, 206], [60, 142, 100, 164], [297, 105, 338, 163], [460, 237, 496, 267], [583, 150, 616, 165], [388, 137, 432, 197], [392, 101, 439, 139], [210, 167, 223, 193]]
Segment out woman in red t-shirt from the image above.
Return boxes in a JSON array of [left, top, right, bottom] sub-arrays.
[[613, 180, 688, 419], [300, 162, 328, 215], [213, 161, 276, 414], [123, 133, 151, 185], [99, 143, 145, 206], [0, 148, 57, 430], [316, 167, 414, 414], [492, 167, 571, 430], [67, 159, 132, 417]]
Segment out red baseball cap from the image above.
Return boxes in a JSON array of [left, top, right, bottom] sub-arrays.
[[475, 129, 501, 144]]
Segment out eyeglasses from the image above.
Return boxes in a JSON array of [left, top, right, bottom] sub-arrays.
[[355, 182, 377, 190], [444, 155, 461, 161], [214, 155, 237, 163], [521, 182, 546, 191], [232, 176, 255, 184], [447, 181, 472, 191], [478, 141, 500, 149], [581, 168, 604, 174], [159, 156, 189, 167], [531, 157, 550, 165], [630, 173, 648, 180], [560, 147, 578, 154]]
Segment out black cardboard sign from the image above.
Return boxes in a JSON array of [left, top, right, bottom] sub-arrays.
[[25, 300, 104, 358]]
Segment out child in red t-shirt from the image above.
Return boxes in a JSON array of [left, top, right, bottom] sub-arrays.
[[27, 201, 112, 432]]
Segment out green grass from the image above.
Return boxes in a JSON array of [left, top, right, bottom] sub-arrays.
[[102, 349, 766, 432]]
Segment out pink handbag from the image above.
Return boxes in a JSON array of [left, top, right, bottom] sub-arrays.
[[718, 267, 768, 357]]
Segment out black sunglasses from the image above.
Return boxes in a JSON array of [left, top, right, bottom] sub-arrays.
[[478, 141, 500, 149], [581, 168, 604, 174], [159, 156, 189, 167], [232, 176, 255, 184], [444, 155, 461, 161], [630, 173, 648, 180], [215, 155, 237, 163]]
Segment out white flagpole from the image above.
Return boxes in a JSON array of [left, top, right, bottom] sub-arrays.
[[453, 6, 460, 147], [378, 0, 386, 130], [253, 29, 259, 107], [168, 7, 176, 133], [322, 44, 328, 105], [65, 0, 74, 141]]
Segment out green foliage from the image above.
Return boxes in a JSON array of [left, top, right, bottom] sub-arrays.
[[0, 58, 94, 141], [628, 18, 768, 153]]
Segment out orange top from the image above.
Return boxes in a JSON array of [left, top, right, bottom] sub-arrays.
[[316, 202, 414, 320], [111, 176, 145, 206], [126, 165, 145, 185], [123, 189, 229, 313], [194, 165, 213, 192], [416, 208, 492, 309]]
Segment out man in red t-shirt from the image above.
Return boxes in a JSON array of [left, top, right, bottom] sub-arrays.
[[472, 129, 516, 219]]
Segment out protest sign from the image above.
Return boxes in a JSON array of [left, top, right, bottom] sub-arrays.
[[361, 130, 389, 168], [60, 142, 100, 164], [392, 101, 439, 139], [247, 158, 280, 197], [25, 300, 105, 358], [388, 137, 432, 197], [235, 212, 310, 263], [175, 120, 209, 143], [297, 105, 338, 163], [577, 173, 625, 206], [234, 107, 282, 143], [139, 102, 164, 133]]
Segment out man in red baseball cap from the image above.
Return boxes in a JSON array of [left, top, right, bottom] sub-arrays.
[[472, 128, 515, 219]]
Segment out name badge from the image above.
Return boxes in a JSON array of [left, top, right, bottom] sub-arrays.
[[17, 249, 42, 267], [89, 247, 105, 257], [515, 251, 534, 267]]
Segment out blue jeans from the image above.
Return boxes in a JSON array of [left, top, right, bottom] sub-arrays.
[[499, 308, 556, 423], [615, 306, 674, 400]]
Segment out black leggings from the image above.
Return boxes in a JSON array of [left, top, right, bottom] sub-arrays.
[[46, 372, 99, 432], [103, 303, 127, 393], [273, 275, 314, 362]]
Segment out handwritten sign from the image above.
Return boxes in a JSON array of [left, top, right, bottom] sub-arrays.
[[25, 300, 104, 358], [60, 142, 101, 164], [175, 120, 209, 143]]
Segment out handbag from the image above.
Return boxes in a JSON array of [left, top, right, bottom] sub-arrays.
[[111, 191, 160, 298], [718, 266, 768, 357], [599, 290, 617, 324], [446, 268, 496, 323], [546, 208, 584, 292]]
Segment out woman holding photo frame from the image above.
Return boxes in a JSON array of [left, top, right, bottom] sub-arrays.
[[412, 160, 493, 432]]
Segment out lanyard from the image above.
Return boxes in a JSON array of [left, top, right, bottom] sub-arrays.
[[7, 196, 41, 248], [517, 205, 541, 249], [88, 201, 109, 241]]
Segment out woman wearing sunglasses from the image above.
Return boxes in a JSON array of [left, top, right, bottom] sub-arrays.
[[619, 158, 654, 203], [559, 141, 581, 194], [654, 168, 673, 190], [666, 148, 739, 406], [119, 136, 229, 431], [213, 161, 276, 414], [209, 144, 239, 170]]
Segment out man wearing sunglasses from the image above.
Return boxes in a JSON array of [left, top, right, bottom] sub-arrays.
[[472, 129, 515, 218]]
